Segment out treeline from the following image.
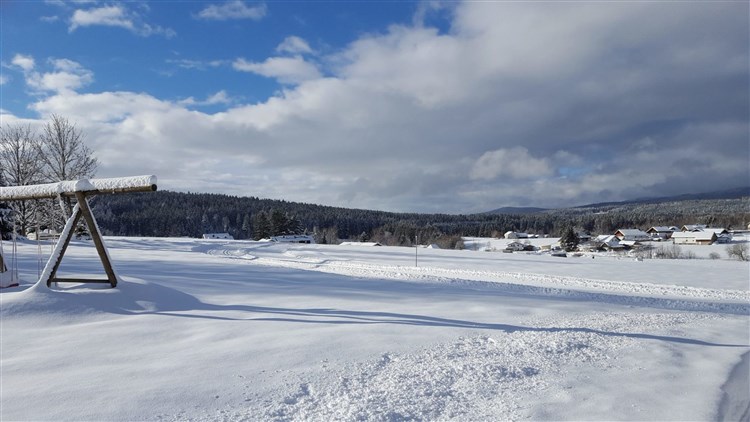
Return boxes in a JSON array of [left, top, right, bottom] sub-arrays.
[[89, 190, 750, 247]]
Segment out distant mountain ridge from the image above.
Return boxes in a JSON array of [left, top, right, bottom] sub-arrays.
[[485, 187, 749, 214], [484, 206, 549, 215], [574, 186, 750, 209]]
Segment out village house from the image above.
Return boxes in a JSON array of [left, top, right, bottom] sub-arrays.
[[594, 234, 625, 251], [671, 231, 717, 245], [504, 231, 529, 239], [614, 229, 651, 242], [681, 224, 707, 232], [505, 241, 536, 252], [646, 226, 678, 240], [704, 228, 731, 243]]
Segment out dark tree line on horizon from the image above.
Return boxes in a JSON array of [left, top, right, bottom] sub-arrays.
[[89, 190, 749, 248]]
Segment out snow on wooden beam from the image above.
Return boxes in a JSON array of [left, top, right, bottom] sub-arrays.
[[0, 175, 157, 201]]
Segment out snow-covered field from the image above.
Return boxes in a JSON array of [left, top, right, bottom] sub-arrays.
[[1, 237, 749, 421]]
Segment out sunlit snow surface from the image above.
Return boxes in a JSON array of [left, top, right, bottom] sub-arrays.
[[1, 237, 748, 421]]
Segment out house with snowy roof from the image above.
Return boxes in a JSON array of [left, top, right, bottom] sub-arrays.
[[704, 228, 731, 243], [505, 241, 528, 251], [646, 226, 678, 240], [681, 224, 707, 232], [594, 234, 625, 250], [504, 231, 529, 239], [613, 229, 650, 242], [671, 231, 717, 245], [703, 228, 729, 236]]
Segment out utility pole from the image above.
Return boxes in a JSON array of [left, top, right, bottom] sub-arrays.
[[415, 234, 419, 267]]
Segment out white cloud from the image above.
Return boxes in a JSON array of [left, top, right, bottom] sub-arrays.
[[470, 147, 553, 180], [69, 4, 175, 37], [168, 59, 227, 70], [276, 36, 314, 55], [25, 58, 93, 93], [196, 1, 267, 21], [0, 75, 8, 85], [233, 56, 321, 84], [12, 54, 36, 72], [70, 5, 134, 31], [179, 90, 232, 106]]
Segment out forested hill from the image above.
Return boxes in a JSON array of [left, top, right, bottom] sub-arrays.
[[89, 190, 749, 246]]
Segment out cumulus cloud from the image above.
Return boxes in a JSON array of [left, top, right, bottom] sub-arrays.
[[69, 4, 175, 37], [23, 58, 94, 93], [233, 56, 321, 84], [179, 90, 232, 106], [12, 54, 36, 72], [70, 5, 134, 31], [196, 1, 267, 21], [276, 36, 314, 55], [10, 1, 749, 212]]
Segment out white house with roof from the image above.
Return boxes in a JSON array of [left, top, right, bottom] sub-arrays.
[[646, 226, 678, 240], [614, 229, 650, 242], [704, 228, 731, 243], [505, 241, 527, 251], [504, 231, 529, 239], [671, 231, 717, 245], [594, 234, 625, 250]]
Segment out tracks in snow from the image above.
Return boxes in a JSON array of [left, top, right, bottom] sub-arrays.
[[205, 246, 750, 315]]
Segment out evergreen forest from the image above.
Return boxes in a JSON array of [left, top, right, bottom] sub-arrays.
[[89, 189, 750, 248]]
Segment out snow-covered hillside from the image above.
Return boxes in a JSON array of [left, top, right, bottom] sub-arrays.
[[1, 237, 748, 421]]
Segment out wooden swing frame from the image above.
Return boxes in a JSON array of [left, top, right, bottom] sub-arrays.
[[0, 176, 157, 288]]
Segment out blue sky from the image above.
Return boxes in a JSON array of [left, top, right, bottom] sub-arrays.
[[1, 1, 748, 213]]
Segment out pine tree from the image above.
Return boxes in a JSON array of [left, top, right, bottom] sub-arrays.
[[270, 209, 287, 236], [242, 213, 252, 238], [253, 211, 271, 240], [559, 227, 580, 252]]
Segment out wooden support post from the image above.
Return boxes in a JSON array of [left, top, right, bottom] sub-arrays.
[[43, 206, 82, 287], [42, 194, 118, 288], [75, 192, 117, 287]]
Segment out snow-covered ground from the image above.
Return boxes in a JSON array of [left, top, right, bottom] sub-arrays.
[[1, 237, 748, 421]]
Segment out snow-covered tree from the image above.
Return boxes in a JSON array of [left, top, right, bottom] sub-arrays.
[[0, 124, 43, 234], [36, 114, 98, 218]]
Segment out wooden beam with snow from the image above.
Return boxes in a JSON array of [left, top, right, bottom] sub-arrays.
[[0, 175, 157, 201], [1, 175, 158, 289]]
